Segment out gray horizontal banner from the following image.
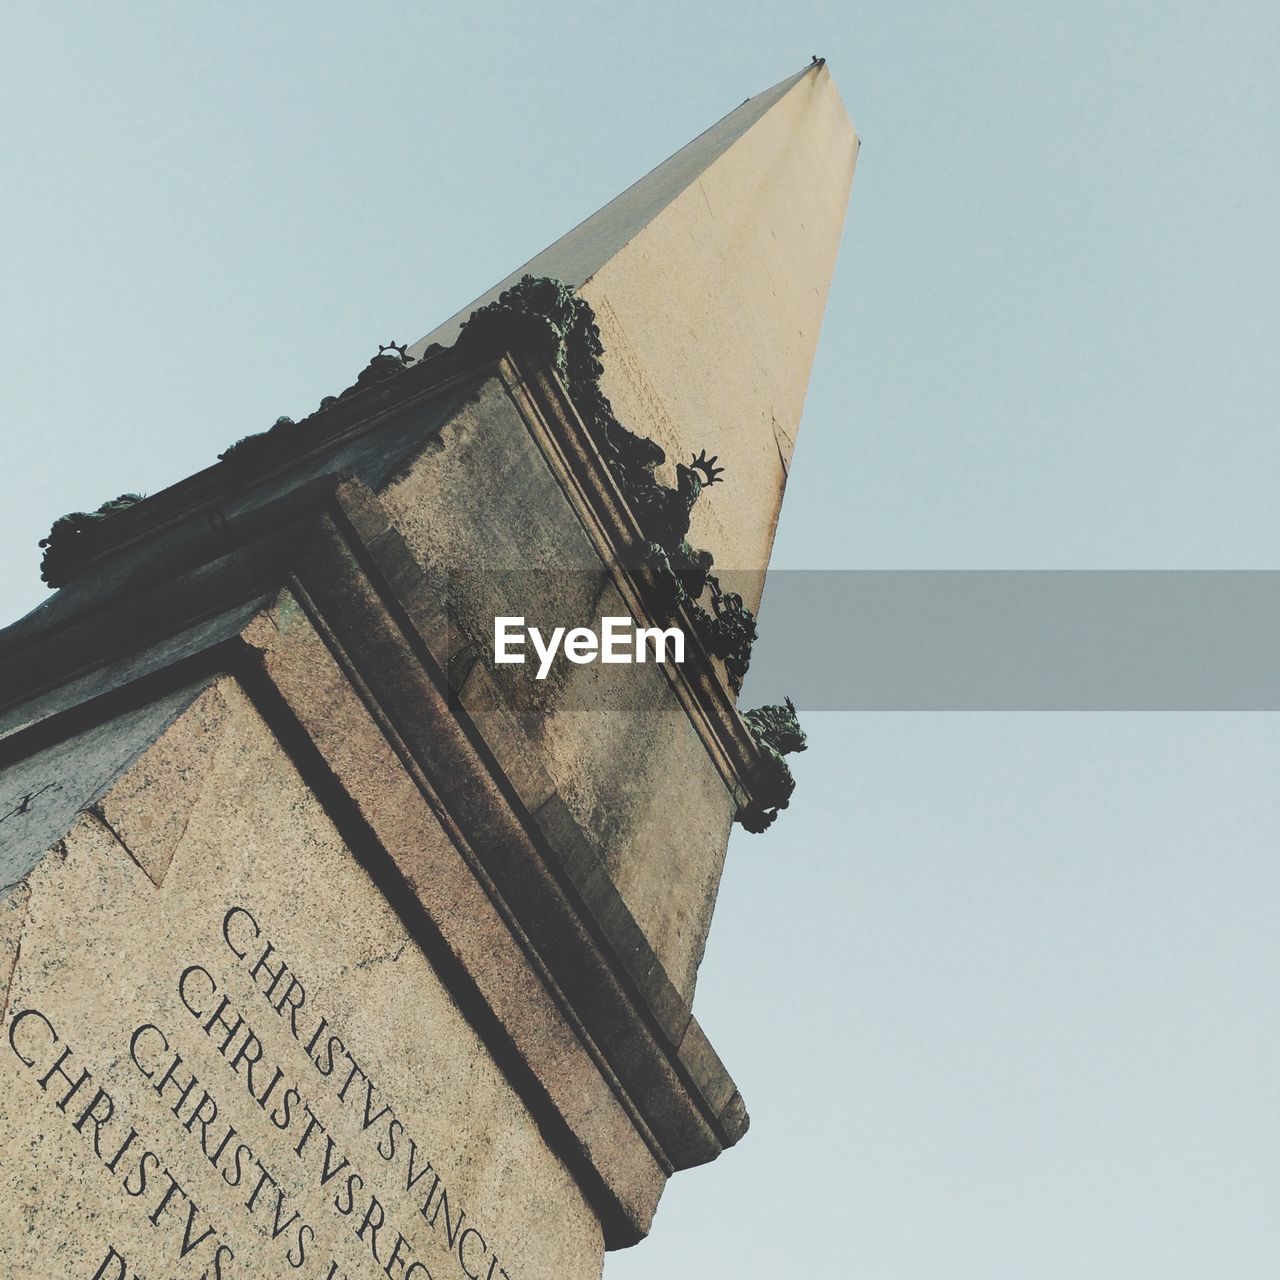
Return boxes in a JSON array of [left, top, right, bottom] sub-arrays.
[[428, 570, 1280, 711], [741, 571, 1280, 710]]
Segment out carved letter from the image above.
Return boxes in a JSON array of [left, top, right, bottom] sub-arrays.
[[7, 1007, 56, 1067], [223, 905, 260, 959], [90, 1245, 127, 1280]]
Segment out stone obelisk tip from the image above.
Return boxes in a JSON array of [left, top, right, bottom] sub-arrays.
[[414, 65, 858, 609]]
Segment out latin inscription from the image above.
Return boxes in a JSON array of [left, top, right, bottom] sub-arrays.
[[6, 906, 517, 1280]]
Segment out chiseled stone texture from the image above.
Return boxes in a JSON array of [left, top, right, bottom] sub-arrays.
[[95, 684, 229, 887], [379, 378, 736, 997], [0, 678, 604, 1280], [0, 683, 214, 895]]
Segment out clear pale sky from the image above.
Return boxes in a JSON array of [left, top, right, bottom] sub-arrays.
[[3, 4, 1278, 1277]]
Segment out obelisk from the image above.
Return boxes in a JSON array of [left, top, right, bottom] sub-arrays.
[[0, 61, 856, 1280]]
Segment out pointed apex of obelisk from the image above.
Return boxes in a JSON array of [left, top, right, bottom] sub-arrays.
[[416, 62, 858, 609], [410, 59, 851, 358]]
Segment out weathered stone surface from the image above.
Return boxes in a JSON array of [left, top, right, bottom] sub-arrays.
[[407, 62, 858, 613], [96, 684, 229, 886], [1, 679, 605, 1280], [238, 588, 675, 1236], [0, 683, 214, 892], [0, 882, 30, 1013], [1, 444, 752, 1215], [378, 376, 738, 995], [0, 357, 762, 1267], [0, 605, 265, 742]]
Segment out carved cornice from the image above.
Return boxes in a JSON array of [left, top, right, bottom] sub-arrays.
[[25, 279, 804, 830]]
